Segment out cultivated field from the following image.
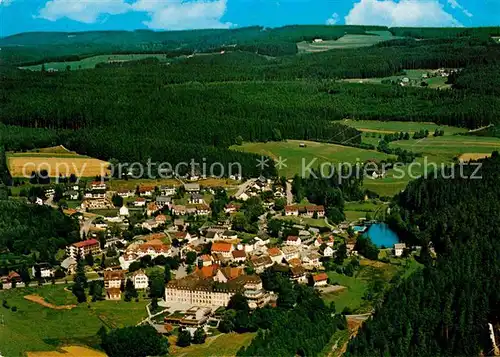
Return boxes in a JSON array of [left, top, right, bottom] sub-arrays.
[[231, 140, 394, 178], [7, 146, 110, 178], [297, 32, 397, 53], [27, 346, 106, 357], [21, 53, 170, 71], [343, 120, 468, 135], [0, 285, 148, 356]]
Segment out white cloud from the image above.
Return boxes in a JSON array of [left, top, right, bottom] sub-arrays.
[[447, 0, 473, 17], [133, 0, 233, 30], [37, 0, 131, 23], [326, 12, 339, 25], [36, 0, 232, 30], [345, 0, 462, 27]]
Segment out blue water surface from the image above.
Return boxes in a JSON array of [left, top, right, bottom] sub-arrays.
[[364, 223, 399, 248]]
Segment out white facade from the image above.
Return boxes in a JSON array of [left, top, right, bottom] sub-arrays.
[[165, 287, 234, 308], [323, 246, 334, 258], [133, 272, 149, 290]]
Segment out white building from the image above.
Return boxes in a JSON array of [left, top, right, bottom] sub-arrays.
[[394, 243, 406, 257], [323, 246, 335, 258], [132, 270, 149, 290]]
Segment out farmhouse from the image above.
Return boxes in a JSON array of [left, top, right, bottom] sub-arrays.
[[303, 205, 325, 218], [66, 239, 100, 258], [138, 185, 155, 196], [267, 247, 284, 264]]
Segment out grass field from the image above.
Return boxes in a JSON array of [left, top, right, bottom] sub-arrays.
[[21, 53, 170, 71], [338, 69, 451, 89], [343, 120, 468, 135], [231, 140, 394, 178], [0, 285, 148, 356], [275, 214, 330, 228], [297, 32, 397, 53], [169, 332, 256, 356], [7, 146, 110, 178], [108, 177, 238, 191], [344, 200, 385, 222]]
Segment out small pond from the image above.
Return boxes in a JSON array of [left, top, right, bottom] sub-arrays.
[[363, 223, 399, 248]]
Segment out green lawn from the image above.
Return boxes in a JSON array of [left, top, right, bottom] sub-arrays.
[[0, 285, 148, 356], [170, 332, 256, 357], [338, 69, 451, 89], [344, 200, 385, 222], [231, 140, 394, 178], [323, 272, 369, 313], [275, 215, 329, 228]]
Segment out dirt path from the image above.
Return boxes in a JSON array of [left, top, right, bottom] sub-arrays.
[[24, 294, 76, 310]]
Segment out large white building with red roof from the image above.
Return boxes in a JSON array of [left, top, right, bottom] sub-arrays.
[[66, 239, 101, 258]]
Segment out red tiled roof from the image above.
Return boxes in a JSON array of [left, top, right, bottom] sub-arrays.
[[232, 250, 246, 258], [211, 242, 232, 253], [139, 185, 155, 193], [267, 247, 282, 256], [305, 205, 325, 212], [200, 254, 212, 262], [73, 239, 99, 248], [195, 264, 219, 278], [285, 205, 298, 212], [287, 236, 299, 242], [313, 273, 328, 282]]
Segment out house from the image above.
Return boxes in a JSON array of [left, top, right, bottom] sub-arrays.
[[198, 254, 213, 267], [302, 251, 322, 268], [304, 205, 325, 218], [231, 250, 247, 263], [117, 189, 134, 198], [314, 235, 335, 247], [133, 197, 146, 207], [193, 204, 210, 215], [159, 185, 176, 196], [61, 257, 77, 274], [285, 236, 302, 246], [287, 257, 302, 267], [84, 189, 106, 199], [106, 288, 122, 301], [132, 270, 149, 290], [138, 185, 155, 197], [156, 195, 172, 208], [394, 243, 406, 257], [90, 181, 107, 190], [323, 246, 335, 258], [211, 242, 233, 258], [267, 247, 284, 264], [119, 253, 138, 270], [281, 246, 301, 261], [66, 239, 100, 258], [104, 270, 125, 289], [184, 183, 200, 193], [249, 255, 273, 273], [1, 271, 22, 284], [147, 202, 161, 216], [142, 219, 159, 231], [155, 214, 168, 225], [171, 205, 187, 215], [205, 231, 220, 241], [290, 266, 307, 284], [189, 193, 203, 204], [132, 241, 171, 258], [224, 203, 241, 214], [213, 267, 244, 283], [119, 205, 129, 217], [312, 272, 329, 287], [235, 192, 250, 201], [31, 263, 53, 278], [285, 205, 299, 216], [174, 231, 192, 242]]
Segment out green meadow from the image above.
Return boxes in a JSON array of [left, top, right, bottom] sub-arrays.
[[0, 285, 148, 356], [343, 119, 468, 135]]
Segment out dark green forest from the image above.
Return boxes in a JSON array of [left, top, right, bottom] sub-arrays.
[[346, 154, 500, 356]]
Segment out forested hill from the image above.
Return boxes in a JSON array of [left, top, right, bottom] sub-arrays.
[[346, 153, 500, 356], [1, 25, 499, 66]]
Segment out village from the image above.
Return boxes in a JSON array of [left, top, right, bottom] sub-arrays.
[[1, 174, 415, 343]]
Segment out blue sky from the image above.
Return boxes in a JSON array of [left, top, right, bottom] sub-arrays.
[[1, 0, 498, 37]]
